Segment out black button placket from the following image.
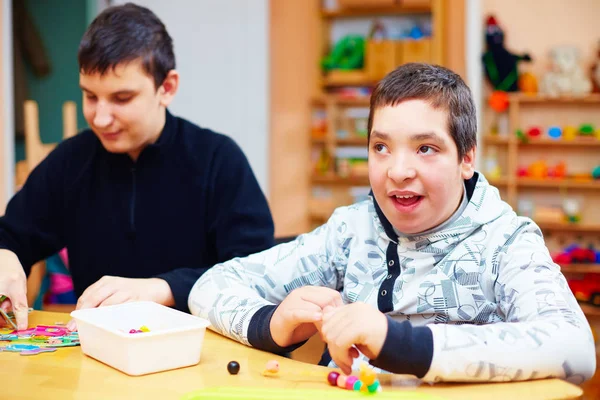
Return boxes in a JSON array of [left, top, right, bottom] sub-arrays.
[[378, 241, 400, 313]]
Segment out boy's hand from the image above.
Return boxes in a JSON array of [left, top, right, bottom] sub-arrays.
[[66, 276, 174, 330], [0, 250, 29, 330], [321, 302, 388, 374], [270, 286, 343, 348]]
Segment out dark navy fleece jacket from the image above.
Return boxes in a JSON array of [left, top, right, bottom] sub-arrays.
[[0, 110, 275, 311]]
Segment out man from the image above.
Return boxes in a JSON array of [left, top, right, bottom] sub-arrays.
[[0, 3, 274, 330]]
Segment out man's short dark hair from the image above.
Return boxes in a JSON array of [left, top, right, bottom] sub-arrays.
[[368, 63, 477, 159], [78, 3, 175, 89]]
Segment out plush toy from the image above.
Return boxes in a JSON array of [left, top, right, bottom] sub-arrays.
[[541, 46, 592, 97], [482, 15, 531, 92]]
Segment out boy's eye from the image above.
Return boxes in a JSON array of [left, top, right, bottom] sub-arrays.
[[85, 94, 97, 101], [374, 143, 389, 154], [418, 145, 436, 154], [115, 96, 133, 104]]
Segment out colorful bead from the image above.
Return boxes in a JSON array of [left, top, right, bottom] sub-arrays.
[[265, 360, 279, 373], [345, 375, 358, 390], [367, 380, 381, 393], [129, 329, 137, 334], [353, 380, 363, 391], [327, 371, 340, 386], [336, 375, 347, 388], [139, 325, 150, 332], [227, 361, 240, 375]]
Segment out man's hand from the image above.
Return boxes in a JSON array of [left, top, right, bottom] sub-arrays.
[[270, 286, 343, 348], [0, 250, 29, 330], [321, 302, 388, 374], [67, 276, 174, 331]]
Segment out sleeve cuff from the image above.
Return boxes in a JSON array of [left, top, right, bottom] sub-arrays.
[[155, 268, 209, 313], [247, 305, 307, 355], [369, 316, 433, 378]]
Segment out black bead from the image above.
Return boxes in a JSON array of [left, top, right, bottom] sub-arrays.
[[227, 361, 240, 375]]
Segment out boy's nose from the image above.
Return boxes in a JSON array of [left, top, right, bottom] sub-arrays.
[[387, 162, 417, 182], [93, 103, 114, 128]]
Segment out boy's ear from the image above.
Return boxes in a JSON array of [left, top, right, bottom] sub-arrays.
[[460, 146, 476, 180], [158, 70, 179, 107]]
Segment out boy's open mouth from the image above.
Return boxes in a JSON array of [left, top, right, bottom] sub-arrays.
[[392, 194, 423, 208]]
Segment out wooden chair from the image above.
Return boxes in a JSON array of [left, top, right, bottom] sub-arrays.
[[21, 99, 78, 309]]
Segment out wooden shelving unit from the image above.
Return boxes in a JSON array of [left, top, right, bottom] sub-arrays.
[[484, 93, 600, 231], [561, 264, 600, 274], [578, 303, 600, 317]]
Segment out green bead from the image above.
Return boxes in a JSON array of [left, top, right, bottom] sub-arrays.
[[367, 380, 380, 393], [353, 380, 363, 391]]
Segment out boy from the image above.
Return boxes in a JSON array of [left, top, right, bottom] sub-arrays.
[[0, 3, 274, 330], [189, 63, 595, 382]]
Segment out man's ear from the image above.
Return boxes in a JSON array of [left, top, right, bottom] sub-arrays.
[[158, 70, 179, 107], [461, 146, 476, 180]]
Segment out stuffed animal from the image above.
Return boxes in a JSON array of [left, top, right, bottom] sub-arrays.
[[482, 15, 531, 92], [541, 46, 592, 97]]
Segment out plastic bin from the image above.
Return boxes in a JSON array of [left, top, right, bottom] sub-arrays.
[[70, 301, 210, 376]]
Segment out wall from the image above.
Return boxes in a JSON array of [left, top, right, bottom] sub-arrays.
[[17, 0, 87, 161], [112, 0, 270, 195]]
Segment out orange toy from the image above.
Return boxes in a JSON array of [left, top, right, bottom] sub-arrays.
[[518, 72, 538, 94], [488, 91, 509, 112], [527, 160, 548, 179]]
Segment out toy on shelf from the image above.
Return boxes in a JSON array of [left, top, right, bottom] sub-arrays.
[[482, 15, 531, 92], [567, 273, 600, 307], [563, 126, 578, 141], [541, 45, 592, 97], [592, 165, 600, 180], [547, 126, 562, 139], [553, 244, 598, 265], [321, 35, 365, 72], [483, 147, 502, 179], [579, 123, 595, 137], [562, 198, 581, 223], [527, 126, 542, 138], [518, 160, 567, 179], [518, 71, 538, 94]]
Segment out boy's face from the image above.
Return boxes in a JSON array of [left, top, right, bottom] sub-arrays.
[[368, 100, 475, 234], [80, 59, 178, 160]]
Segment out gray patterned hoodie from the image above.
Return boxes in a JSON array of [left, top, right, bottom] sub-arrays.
[[189, 172, 596, 383]]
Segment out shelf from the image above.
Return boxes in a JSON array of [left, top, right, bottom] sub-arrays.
[[487, 177, 510, 186], [483, 136, 509, 145], [517, 177, 600, 190], [578, 303, 600, 317], [312, 174, 370, 186], [509, 93, 600, 104], [538, 223, 600, 233], [483, 136, 600, 147], [561, 264, 600, 274], [519, 138, 600, 147], [321, 5, 431, 19], [312, 95, 371, 106]]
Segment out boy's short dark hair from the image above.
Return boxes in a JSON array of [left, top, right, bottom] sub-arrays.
[[368, 63, 477, 159], [78, 3, 175, 89]]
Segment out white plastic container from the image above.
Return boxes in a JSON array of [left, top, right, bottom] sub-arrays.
[[70, 301, 210, 376]]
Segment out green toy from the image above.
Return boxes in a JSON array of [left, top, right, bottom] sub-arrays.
[[515, 129, 528, 144], [579, 123, 595, 136], [321, 35, 365, 71], [592, 165, 600, 180]]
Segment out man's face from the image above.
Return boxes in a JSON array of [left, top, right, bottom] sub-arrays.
[[368, 99, 475, 234], [80, 59, 174, 160]]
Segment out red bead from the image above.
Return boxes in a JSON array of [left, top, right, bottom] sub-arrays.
[[129, 329, 137, 334], [327, 371, 340, 386], [345, 375, 358, 390]]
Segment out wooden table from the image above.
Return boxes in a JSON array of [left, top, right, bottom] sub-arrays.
[[0, 311, 583, 399]]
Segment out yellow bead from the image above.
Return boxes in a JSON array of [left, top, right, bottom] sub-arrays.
[[139, 325, 150, 332]]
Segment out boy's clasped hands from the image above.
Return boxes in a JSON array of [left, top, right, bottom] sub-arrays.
[[269, 287, 388, 374]]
